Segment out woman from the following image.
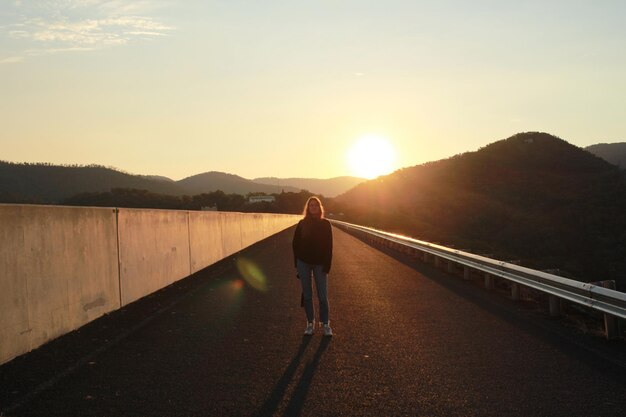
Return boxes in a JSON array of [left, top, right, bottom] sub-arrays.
[[292, 196, 333, 336]]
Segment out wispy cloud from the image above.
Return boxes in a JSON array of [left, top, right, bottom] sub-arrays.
[[0, 56, 24, 64], [2, 0, 174, 63]]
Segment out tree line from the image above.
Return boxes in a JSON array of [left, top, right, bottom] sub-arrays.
[[61, 188, 322, 215]]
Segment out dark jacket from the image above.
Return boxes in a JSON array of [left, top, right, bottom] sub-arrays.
[[292, 218, 333, 273]]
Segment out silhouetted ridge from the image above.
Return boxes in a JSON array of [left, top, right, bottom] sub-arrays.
[[474, 132, 613, 173], [0, 162, 185, 203], [252, 176, 365, 197], [586, 142, 626, 168], [0, 162, 361, 205], [336, 132, 626, 289], [177, 171, 300, 195]]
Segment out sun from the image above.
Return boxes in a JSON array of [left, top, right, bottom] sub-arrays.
[[347, 135, 397, 179]]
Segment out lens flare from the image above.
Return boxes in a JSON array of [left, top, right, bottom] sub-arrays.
[[232, 279, 245, 290], [236, 257, 268, 292]]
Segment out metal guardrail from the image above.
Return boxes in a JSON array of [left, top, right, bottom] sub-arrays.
[[330, 219, 626, 338]]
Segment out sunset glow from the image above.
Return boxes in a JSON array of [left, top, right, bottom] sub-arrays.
[[347, 135, 397, 179], [1, 2, 624, 179]]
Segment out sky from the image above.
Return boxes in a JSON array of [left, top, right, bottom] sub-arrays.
[[1, 1, 625, 180]]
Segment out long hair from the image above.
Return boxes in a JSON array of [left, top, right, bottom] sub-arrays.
[[302, 196, 325, 219]]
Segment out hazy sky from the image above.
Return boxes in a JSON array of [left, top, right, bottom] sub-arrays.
[[2, 1, 625, 180]]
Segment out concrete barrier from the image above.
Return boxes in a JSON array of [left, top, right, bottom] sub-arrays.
[[0, 203, 299, 365], [220, 212, 244, 258], [117, 209, 192, 306], [0, 204, 120, 365], [189, 211, 224, 274], [241, 213, 265, 248]]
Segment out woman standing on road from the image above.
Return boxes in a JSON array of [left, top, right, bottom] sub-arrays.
[[292, 196, 333, 336]]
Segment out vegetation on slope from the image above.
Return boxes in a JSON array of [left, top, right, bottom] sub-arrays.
[[334, 132, 626, 289], [0, 162, 185, 203], [586, 142, 626, 169]]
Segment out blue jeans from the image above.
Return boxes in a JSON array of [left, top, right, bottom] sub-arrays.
[[296, 259, 329, 324]]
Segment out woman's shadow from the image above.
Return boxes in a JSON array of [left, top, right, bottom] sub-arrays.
[[256, 336, 331, 417]]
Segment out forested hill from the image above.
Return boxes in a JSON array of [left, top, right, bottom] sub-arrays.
[[334, 132, 626, 289], [252, 176, 365, 198], [0, 163, 346, 204], [177, 172, 300, 195], [0, 162, 186, 203], [586, 142, 626, 168]]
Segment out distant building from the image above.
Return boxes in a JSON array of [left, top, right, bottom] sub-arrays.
[[248, 195, 275, 203]]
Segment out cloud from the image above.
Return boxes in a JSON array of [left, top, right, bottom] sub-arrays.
[[124, 31, 167, 37], [98, 0, 169, 15], [4, 0, 174, 61], [27, 46, 97, 55], [0, 56, 24, 64], [1, 46, 96, 64]]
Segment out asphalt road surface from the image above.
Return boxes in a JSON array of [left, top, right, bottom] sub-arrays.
[[1, 226, 625, 416]]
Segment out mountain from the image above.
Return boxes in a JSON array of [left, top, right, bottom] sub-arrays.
[[0, 162, 186, 203], [0, 163, 344, 204], [140, 175, 175, 182], [252, 176, 365, 197], [177, 171, 300, 195], [334, 132, 626, 289], [585, 143, 626, 168]]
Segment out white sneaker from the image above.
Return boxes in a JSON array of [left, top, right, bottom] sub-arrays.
[[323, 323, 333, 337], [304, 322, 314, 336]]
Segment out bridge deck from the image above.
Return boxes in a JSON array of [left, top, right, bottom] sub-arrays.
[[1, 226, 625, 416]]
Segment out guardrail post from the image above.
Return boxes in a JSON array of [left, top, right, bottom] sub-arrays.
[[463, 266, 470, 280], [511, 283, 520, 301], [484, 273, 494, 290], [434, 256, 440, 268], [605, 314, 619, 340], [600, 281, 619, 339], [447, 260, 454, 273], [549, 296, 562, 316]]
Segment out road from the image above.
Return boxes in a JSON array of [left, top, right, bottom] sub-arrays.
[[1, 226, 625, 416]]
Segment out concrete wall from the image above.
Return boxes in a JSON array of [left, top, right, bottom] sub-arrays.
[[0, 205, 120, 366], [220, 212, 244, 258], [241, 213, 264, 248], [118, 209, 192, 306], [0, 204, 298, 365], [189, 211, 224, 274]]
